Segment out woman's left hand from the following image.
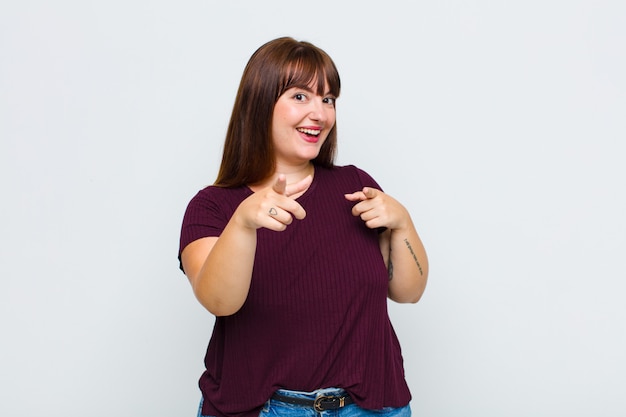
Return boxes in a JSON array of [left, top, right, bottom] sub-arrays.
[[344, 187, 410, 231], [346, 187, 429, 303]]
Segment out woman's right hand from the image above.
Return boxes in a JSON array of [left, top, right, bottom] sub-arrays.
[[234, 174, 312, 232], [182, 174, 312, 315]]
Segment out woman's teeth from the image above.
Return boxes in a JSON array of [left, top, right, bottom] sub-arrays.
[[297, 128, 320, 136]]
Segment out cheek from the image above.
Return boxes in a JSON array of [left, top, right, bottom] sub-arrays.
[[327, 110, 337, 129], [270, 109, 292, 136], [327, 105, 336, 119]]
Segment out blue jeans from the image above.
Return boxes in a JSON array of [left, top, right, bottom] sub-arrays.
[[260, 388, 411, 417], [197, 388, 411, 417]]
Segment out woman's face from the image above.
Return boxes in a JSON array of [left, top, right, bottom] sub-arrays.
[[271, 83, 336, 168]]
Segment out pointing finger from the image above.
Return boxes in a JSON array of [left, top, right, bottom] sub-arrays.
[[344, 191, 367, 202], [344, 187, 379, 202], [273, 174, 287, 195], [285, 175, 313, 197]]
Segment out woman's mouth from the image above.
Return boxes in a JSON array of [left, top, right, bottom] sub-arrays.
[[296, 127, 321, 143]]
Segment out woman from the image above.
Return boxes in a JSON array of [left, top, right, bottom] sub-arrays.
[[179, 37, 428, 417]]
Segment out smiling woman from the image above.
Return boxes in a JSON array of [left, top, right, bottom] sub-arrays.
[[271, 85, 337, 169], [214, 37, 341, 189], [177, 37, 429, 417]]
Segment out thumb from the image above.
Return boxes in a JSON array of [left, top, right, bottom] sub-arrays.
[[362, 187, 378, 199], [273, 174, 287, 195]]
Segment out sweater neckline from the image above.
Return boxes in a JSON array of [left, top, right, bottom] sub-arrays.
[[244, 165, 320, 202]]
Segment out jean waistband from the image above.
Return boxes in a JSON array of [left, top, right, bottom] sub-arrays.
[[274, 388, 347, 399], [271, 388, 353, 412]]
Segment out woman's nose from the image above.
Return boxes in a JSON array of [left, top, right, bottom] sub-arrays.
[[309, 99, 327, 122]]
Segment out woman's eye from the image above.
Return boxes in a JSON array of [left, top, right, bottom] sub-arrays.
[[294, 93, 307, 101], [323, 97, 336, 106]]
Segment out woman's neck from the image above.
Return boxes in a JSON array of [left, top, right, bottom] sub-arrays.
[[275, 162, 314, 184], [249, 162, 314, 192]]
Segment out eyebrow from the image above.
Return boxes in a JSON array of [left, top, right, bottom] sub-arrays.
[[289, 84, 314, 92], [290, 85, 334, 97]]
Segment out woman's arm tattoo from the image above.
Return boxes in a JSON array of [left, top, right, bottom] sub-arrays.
[[404, 238, 424, 276]]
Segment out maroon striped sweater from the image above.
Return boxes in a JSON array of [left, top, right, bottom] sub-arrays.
[[179, 164, 411, 417]]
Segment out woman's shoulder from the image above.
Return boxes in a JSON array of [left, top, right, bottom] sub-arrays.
[[317, 163, 367, 177], [317, 164, 381, 188], [194, 183, 249, 197], [187, 184, 251, 211]]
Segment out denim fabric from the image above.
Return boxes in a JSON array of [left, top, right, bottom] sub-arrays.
[[196, 389, 411, 417], [197, 397, 212, 417], [259, 388, 411, 417]]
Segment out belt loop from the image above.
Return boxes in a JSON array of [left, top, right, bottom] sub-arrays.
[[262, 399, 271, 413]]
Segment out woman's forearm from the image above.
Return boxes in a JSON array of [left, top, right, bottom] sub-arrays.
[[191, 217, 258, 316], [387, 222, 429, 303]]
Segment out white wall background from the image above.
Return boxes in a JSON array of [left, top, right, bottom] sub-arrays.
[[1, 1, 624, 416]]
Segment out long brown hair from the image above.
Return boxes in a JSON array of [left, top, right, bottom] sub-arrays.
[[214, 37, 341, 188]]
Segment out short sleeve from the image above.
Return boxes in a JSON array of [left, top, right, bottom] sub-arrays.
[[178, 186, 241, 272], [353, 166, 384, 192]]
